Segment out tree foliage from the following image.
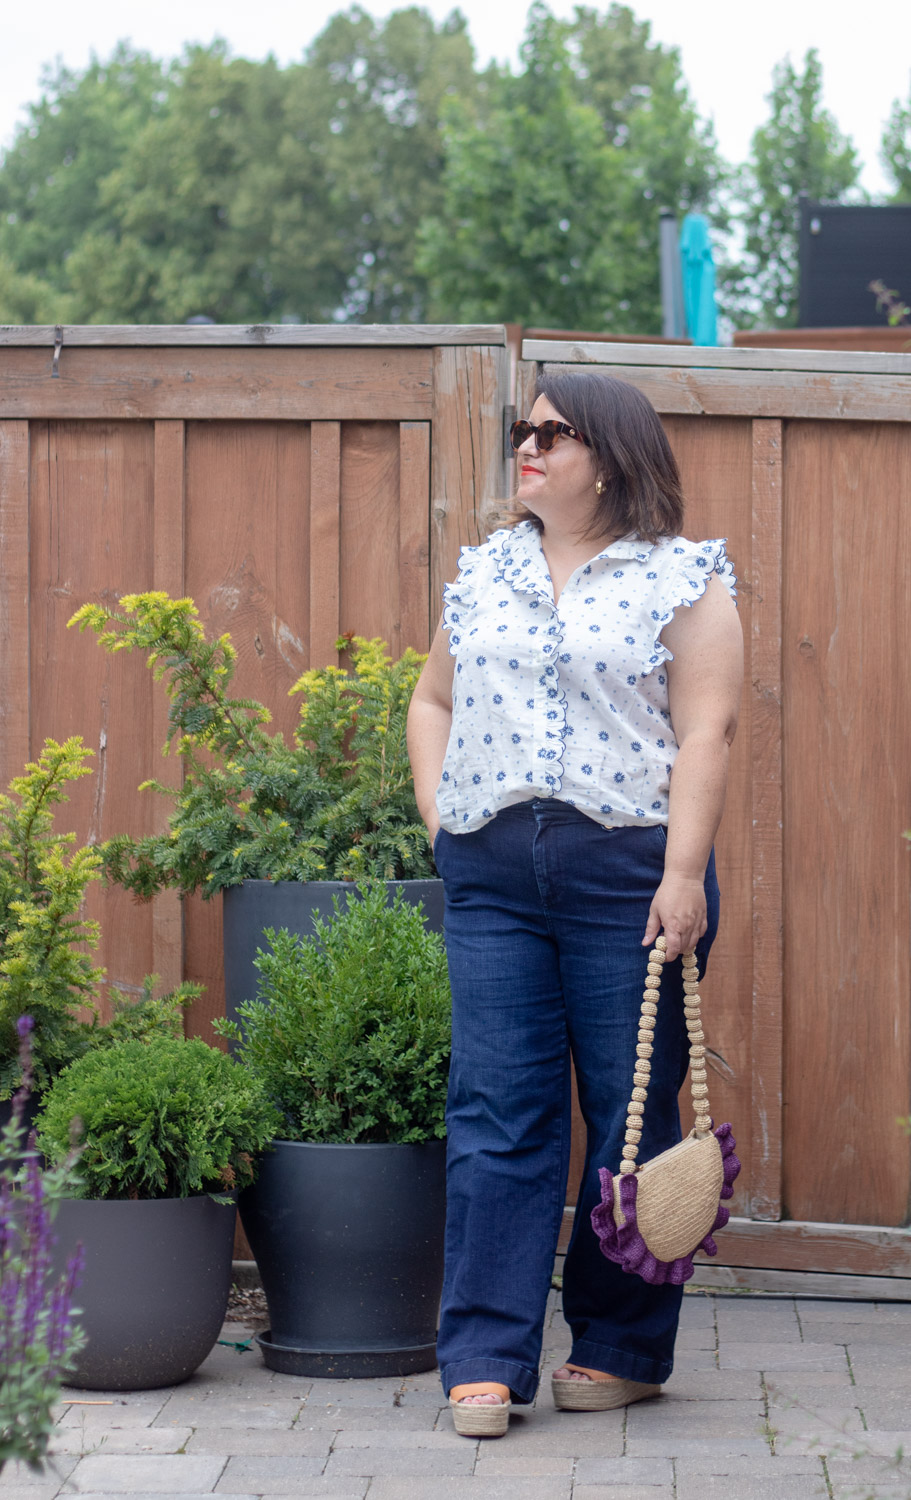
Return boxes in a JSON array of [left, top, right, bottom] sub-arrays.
[[418, 2, 719, 331], [721, 50, 861, 327], [882, 89, 911, 202]]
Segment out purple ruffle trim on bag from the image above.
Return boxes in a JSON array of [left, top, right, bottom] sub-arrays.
[[590, 1123, 741, 1286]]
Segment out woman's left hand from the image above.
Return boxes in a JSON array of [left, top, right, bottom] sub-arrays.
[[642, 874, 707, 962]]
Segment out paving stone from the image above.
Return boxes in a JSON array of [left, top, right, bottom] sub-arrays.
[[571, 1456, 674, 1487], [677, 1299, 718, 1329], [625, 1397, 764, 1440], [806, 1323, 911, 1346], [719, 1342, 850, 1372], [61, 1453, 226, 1492], [324, 1444, 475, 1477], [664, 1350, 721, 1371], [627, 1436, 773, 1457], [152, 1396, 304, 1429], [57, 1398, 170, 1430], [766, 1372, 855, 1397], [769, 1403, 865, 1439], [332, 1428, 469, 1450], [676, 1475, 827, 1499], [851, 1389, 911, 1429], [295, 1403, 442, 1431], [829, 1486, 911, 1499], [472, 1448, 574, 1477], [183, 1429, 334, 1456], [366, 1480, 572, 1499], [572, 1489, 674, 1500], [51, 1429, 194, 1456], [827, 1454, 911, 1484], [213, 1455, 327, 1490], [675, 1327, 717, 1350], [716, 1306, 802, 1342], [797, 1302, 882, 1322], [60, 1494, 258, 1500], [842, 1350, 911, 1380], [0, 1455, 78, 1497], [663, 1369, 762, 1400], [301, 1378, 405, 1405], [675, 1456, 824, 1476]]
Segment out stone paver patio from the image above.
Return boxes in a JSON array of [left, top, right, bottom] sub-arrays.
[[3, 1286, 911, 1500]]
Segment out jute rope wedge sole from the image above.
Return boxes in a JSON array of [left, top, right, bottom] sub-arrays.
[[449, 1396, 511, 1437], [551, 1375, 660, 1411]]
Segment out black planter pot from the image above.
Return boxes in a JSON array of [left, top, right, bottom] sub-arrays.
[[50, 1194, 237, 1390], [222, 878, 444, 1027], [239, 1138, 446, 1378]]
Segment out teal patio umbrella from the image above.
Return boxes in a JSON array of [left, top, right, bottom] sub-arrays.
[[679, 212, 718, 346]]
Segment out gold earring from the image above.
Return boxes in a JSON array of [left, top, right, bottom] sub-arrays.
[[595, 478, 604, 495]]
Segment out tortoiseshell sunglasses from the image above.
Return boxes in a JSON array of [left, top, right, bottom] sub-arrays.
[[509, 418, 591, 452]]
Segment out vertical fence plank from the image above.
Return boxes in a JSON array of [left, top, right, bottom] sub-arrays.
[[0, 421, 30, 785], [749, 418, 784, 1220], [431, 346, 509, 606], [399, 422, 431, 649], [152, 421, 186, 995], [310, 421, 341, 666]]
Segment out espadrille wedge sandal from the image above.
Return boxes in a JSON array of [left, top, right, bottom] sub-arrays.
[[449, 1395, 511, 1437], [551, 1374, 660, 1411]]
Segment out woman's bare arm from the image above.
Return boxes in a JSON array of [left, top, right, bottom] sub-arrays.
[[407, 621, 456, 843], [642, 576, 743, 961]]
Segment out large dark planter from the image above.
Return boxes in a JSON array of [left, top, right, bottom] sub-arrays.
[[222, 878, 444, 1027], [50, 1194, 237, 1390], [240, 1138, 446, 1378]]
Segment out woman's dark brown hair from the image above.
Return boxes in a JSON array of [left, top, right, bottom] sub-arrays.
[[509, 370, 684, 543]]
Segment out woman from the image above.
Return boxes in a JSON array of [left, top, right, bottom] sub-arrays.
[[407, 371, 742, 1438]]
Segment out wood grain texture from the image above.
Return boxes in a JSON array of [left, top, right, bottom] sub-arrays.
[[661, 416, 754, 1218], [29, 421, 157, 1015], [0, 347, 433, 421], [398, 423, 432, 651], [430, 344, 511, 614], [689, 1266, 911, 1299], [310, 421, 341, 668], [733, 327, 911, 353], [781, 420, 911, 1227], [151, 422, 186, 996], [537, 362, 911, 422], [695, 1216, 911, 1277], [0, 422, 30, 785], [182, 420, 311, 1039], [749, 419, 784, 1221], [527, 341, 911, 376], [0, 324, 507, 348]]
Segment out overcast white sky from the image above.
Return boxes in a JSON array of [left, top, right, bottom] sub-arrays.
[[3, 0, 909, 196]]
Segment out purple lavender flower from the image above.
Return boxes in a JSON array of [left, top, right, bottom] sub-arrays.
[[0, 1017, 83, 1472]]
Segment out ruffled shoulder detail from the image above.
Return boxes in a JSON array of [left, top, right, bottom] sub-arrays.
[[441, 527, 513, 657], [641, 537, 737, 678]]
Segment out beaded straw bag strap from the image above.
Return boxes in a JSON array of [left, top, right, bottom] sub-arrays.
[[590, 935, 741, 1286]]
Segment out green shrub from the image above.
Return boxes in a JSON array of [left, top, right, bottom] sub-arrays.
[[69, 593, 433, 893], [36, 1035, 280, 1200], [217, 882, 451, 1145], [0, 738, 104, 1098]]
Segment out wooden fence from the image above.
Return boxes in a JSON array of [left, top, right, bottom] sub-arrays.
[[0, 324, 509, 1041], [521, 339, 911, 1293], [2, 325, 910, 1290]]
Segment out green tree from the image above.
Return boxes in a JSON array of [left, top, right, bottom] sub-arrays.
[[417, 2, 719, 332], [882, 91, 911, 201], [275, 5, 481, 321], [0, 45, 165, 322], [723, 50, 861, 327]]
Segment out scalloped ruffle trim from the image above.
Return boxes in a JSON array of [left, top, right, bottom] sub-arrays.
[[590, 1122, 741, 1286], [641, 539, 737, 679]]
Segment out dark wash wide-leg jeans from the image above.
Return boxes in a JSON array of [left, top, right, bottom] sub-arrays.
[[433, 800, 720, 1404]]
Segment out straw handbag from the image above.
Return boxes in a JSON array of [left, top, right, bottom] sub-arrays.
[[590, 936, 740, 1286]]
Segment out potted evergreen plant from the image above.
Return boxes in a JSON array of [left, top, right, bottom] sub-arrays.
[[69, 594, 442, 1020], [35, 1033, 279, 1390], [217, 882, 450, 1378]]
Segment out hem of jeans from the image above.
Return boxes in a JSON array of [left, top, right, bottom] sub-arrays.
[[569, 1337, 673, 1385], [440, 1356, 538, 1405]]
